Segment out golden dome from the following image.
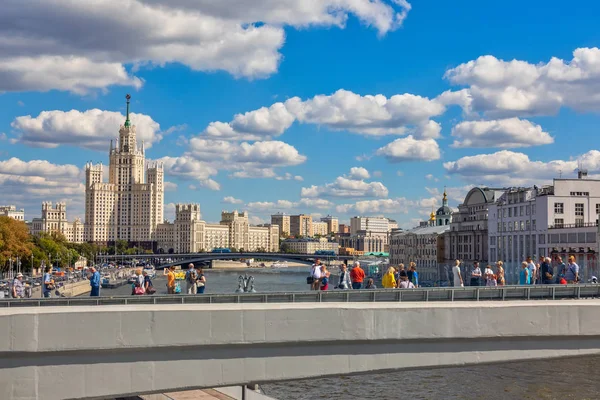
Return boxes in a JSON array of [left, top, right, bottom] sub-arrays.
[[429, 210, 436, 221]]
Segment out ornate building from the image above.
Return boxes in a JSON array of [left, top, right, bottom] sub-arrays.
[[435, 189, 453, 226], [156, 206, 279, 253], [84, 95, 164, 246], [29, 202, 85, 243]]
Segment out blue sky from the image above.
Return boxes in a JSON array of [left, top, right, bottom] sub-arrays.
[[1, 0, 600, 228]]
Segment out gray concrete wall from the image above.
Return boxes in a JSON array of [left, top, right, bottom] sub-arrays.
[[2, 301, 600, 399]]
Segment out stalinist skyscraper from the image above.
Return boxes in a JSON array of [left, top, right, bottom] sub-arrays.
[[85, 95, 164, 246]]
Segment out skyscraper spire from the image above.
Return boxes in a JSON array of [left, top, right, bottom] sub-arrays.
[[124, 94, 131, 128]]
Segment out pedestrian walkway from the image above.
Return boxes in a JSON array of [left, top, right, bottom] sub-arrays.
[[138, 388, 235, 399]]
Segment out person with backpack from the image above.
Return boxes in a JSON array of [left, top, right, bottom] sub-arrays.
[[185, 263, 198, 294], [555, 256, 566, 283]]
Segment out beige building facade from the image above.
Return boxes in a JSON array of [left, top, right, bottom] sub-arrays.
[[29, 202, 85, 243], [312, 221, 328, 236], [84, 96, 164, 246], [290, 214, 313, 237], [157, 205, 279, 253], [271, 213, 290, 236], [320, 215, 339, 234], [0, 205, 25, 221], [281, 238, 339, 254], [389, 225, 449, 283]]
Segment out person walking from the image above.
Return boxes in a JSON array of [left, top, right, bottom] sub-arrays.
[[565, 255, 580, 284], [196, 267, 206, 294], [320, 265, 331, 291], [350, 261, 365, 289], [43, 266, 54, 298], [496, 261, 506, 286], [337, 264, 352, 290], [408, 262, 419, 288], [11, 273, 25, 299], [185, 263, 198, 294], [452, 260, 463, 287], [165, 266, 176, 294], [142, 270, 156, 294], [555, 256, 567, 283], [382, 267, 397, 289], [519, 262, 530, 285], [541, 257, 554, 284], [484, 264, 497, 286], [310, 259, 323, 290], [89, 267, 101, 297], [470, 262, 482, 286], [526, 256, 537, 285]]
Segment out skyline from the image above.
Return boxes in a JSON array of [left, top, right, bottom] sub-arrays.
[[1, 0, 600, 228]]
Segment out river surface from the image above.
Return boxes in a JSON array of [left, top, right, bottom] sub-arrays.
[[101, 268, 599, 399]]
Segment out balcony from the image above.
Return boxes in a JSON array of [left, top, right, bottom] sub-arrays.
[[548, 222, 598, 230]]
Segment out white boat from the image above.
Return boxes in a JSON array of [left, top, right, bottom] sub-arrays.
[[270, 261, 288, 268]]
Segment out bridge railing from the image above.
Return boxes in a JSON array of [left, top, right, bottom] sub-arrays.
[[1, 284, 600, 308]]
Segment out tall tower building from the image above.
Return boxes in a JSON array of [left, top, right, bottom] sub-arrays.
[[84, 94, 164, 246]]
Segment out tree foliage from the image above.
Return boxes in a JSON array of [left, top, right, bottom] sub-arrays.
[[0, 216, 35, 269]]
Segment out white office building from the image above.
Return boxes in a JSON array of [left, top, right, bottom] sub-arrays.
[[488, 174, 600, 283]]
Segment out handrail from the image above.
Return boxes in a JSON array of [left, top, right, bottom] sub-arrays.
[[1, 284, 600, 308]]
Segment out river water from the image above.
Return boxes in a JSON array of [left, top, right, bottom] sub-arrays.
[[101, 268, 600, 399]]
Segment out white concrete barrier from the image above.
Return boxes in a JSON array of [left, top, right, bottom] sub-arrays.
[[2, 300, 600, 399]]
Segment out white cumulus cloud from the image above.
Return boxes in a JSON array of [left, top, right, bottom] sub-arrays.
[[441, 47, 600, 117], [301, 168, 388, 198], [11, 109, 162, 151], [443, 150, 600, 186], [222, 196, 243, 204], [0, 0, 410, 93], [375, 135, 441, 162], [203, 89, 444, 140], [451, 118, 554, 148]]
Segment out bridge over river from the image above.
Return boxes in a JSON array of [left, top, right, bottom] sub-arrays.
[[2, 285, 600, 399]]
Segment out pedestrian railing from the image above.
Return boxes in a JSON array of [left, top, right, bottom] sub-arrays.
[[1, 284, 600, 308]]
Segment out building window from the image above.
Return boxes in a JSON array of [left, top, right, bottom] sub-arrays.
[[532, 220, 536, 230], [532, 204, 536, 215], [508, 208, 512, 217], [520, 206, 524, 216], [539, 234, 545, 244], [575, 218, 584, 227], [554, 203, 564, 214], [554, 218, 564, 228], [575, 203, 584, 217]]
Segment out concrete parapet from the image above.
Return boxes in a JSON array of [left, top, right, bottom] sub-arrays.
[[1, 301, 600, 399]]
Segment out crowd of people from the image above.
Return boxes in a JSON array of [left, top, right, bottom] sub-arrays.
[[451, 255, 582, 287], [161, 264, 206, 295], [307, 255, 586, 291], [307, 259, 420, 291]]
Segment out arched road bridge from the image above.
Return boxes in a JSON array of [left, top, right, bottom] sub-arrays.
[[97, 252, 357, 268]]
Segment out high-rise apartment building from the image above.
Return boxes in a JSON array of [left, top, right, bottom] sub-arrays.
[[320, 215, 339, 234], [84, 95, 164, 246], [290, 214, 313, 237], [312, 221, 328, 236], [271, 213, 290, 236], [0, 205, 25, 221], [350, 216, 390, 234]]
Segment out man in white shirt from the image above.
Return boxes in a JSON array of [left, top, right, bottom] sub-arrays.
[[310, 259, 323, 290], [526, 256, 537, 285]]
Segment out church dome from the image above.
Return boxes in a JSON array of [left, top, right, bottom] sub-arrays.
[[436, 205, 452, 216]]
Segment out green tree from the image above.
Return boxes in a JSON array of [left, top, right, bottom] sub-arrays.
[[0, 216, 34, 271]]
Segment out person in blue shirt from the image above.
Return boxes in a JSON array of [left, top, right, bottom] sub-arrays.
[[89, 267, 101, 297], [409, 263, 419, 288], [519, 262, 530, 285], [43, 266, 54, 298]]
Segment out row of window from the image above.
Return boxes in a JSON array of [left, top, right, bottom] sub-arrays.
[[497, 220, 537, 232], [554, 202, 600, 216]]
